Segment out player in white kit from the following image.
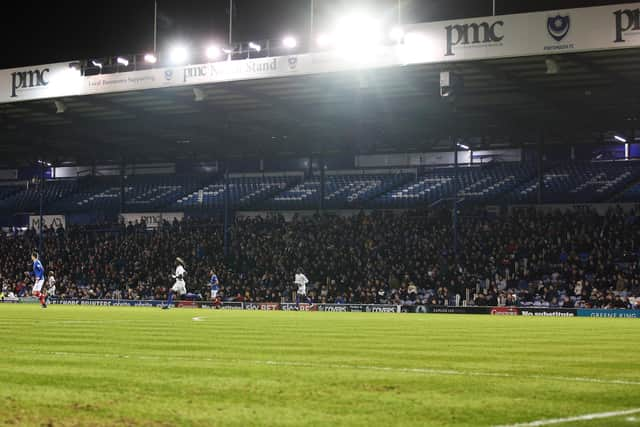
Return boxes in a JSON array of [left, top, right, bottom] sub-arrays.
[[294, 268, 310, 308], [45, 271, 56, 304], [163, 257, 186, 309]]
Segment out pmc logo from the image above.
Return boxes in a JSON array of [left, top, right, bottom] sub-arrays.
[[445, 20, 504, 56], [547, 15, 570, 41], [10, 68, 49, 98], [614, 9, 640, 42]]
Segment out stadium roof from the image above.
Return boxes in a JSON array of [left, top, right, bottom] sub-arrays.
[[1, 4, 639, 166]]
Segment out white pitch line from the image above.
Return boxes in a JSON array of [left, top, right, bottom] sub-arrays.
[[494, 408, 640, 427], [191, 316, 207, 322], [253, 360, 640, 386], [3, 348, 640, 387]]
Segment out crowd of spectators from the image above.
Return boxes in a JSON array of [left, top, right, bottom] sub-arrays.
[[1, 207, 639, 309]]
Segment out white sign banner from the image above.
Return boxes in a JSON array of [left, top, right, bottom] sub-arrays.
[[400, 2, 640, 64], [0, 3, 639, 104], [0, 62, 82, 102], [29, 215, 66, 232], [120, 212, 184, 229]]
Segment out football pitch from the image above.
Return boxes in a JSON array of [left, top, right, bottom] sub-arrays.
[[1, 305, 639, 427]]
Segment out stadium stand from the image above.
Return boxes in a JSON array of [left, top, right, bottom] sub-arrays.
[[505, 161, 640, 204], [1, 208, 638, 309], [46, 175, 206, 213], [613, 181, 640, 203], [0, 184, 25, 203], [265, 171, 413, 209], [375, 162, 536, 208], [0, 180, 77, 213], [1, 161, 640, 215], [174, 174, 300, 210]]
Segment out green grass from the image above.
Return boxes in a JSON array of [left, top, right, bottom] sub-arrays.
[[1, 305, 639, 427]]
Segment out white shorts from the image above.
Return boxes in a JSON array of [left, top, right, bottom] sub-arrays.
[[211, 290, 219, 299], [33, 279, 45, 293], [171, 281, 187, 296]]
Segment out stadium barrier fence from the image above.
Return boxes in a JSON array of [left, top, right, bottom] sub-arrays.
[[4, 298, 639, 317]]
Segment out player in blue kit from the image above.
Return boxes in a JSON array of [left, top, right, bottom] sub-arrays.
[[209, 269, 221, 308], [26, 251, 47, 308]]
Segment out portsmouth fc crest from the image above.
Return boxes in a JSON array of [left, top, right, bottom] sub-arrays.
[[547, 15, 570, 42], [287, 56, 298, 71]]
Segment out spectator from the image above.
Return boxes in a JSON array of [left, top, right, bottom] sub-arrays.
[[0, 207, 638, 309]]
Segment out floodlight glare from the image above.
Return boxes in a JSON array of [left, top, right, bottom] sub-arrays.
[[316, 33, 332, 47], [457, 143, 470, 150], [205, 45, 222, 60], [169, 46, 189, 64], [91, 60, 103, 68], [389, 27, 404, 42], [144, 53, 157, 64], [614, 135, 627, 143], [333, 12, 382, 49], [282, 36, 297, 49], [116, 57, 129, 66], [248, 42, 262, 52]]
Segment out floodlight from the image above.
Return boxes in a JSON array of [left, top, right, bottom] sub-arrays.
[[205, 45, 222, 60], [116, 57, 129, 66], [91, 60, 103, 69], [316, 33, 332, 47], [614, 135, 627, 143], [457, 143, 470, 150], [144, 53, 158, 64], [389, 27, 404, 42], [333, 12, 382, 49], [169, 46, 189, 64], [282, 36, 297, 49], [248, 42, 262, 52]]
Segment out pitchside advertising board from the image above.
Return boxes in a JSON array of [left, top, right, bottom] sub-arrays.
[[26, 300, 640, 317], [119, 212, 184, 229], [28, 215, 65, 232], [1, 3, 639, 103]]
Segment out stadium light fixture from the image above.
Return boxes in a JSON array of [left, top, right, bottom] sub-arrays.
[[54, 100, 66, 114], [169, 45, 189, 64], [205, 45, 222, 60], [333, 11, 382, 49], [545, 57, 559, 75], [248, 42, 262, 52], [193, 87, 206, 102], [91, 60, 103, 69], [144, 53, 158, 64], [457, 143, 470, 150], [282, 36, 298, 49], [614, 135, 627, 143], [116, 57, 129, 67], [316, 33, 332, 48], [389, 27, 404, 43]]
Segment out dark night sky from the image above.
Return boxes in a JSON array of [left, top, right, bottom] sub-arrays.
[[0, 0, 633, 69]]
